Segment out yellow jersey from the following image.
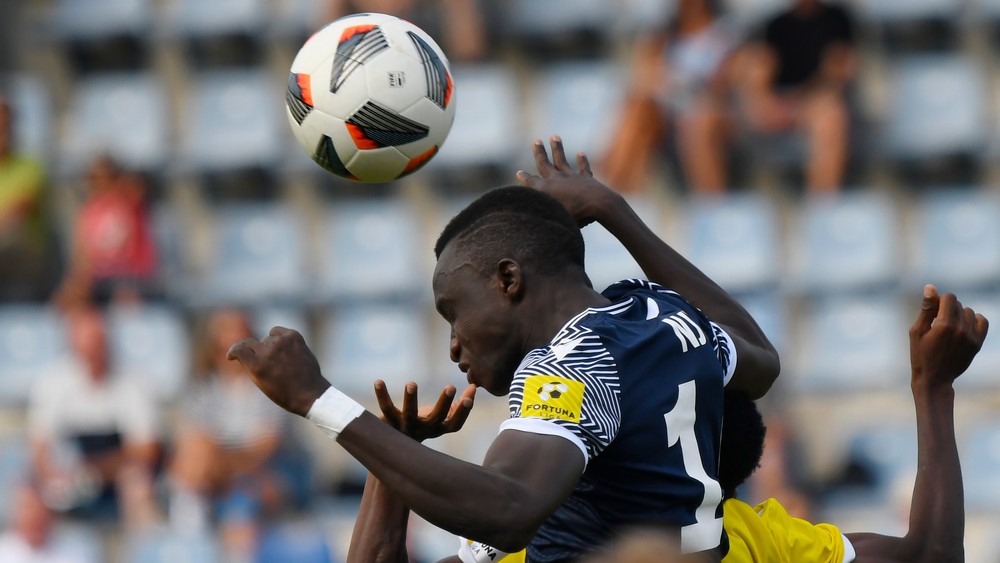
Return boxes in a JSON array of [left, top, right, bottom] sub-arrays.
[[722, 498, 855, 563]]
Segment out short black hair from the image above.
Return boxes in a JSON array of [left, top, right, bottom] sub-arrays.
[[719, 390, 767, 499], [434, 186, 587, 278]]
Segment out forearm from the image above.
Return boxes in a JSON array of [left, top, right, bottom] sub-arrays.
[[347, 473, 410, 563], [593, 194, 779, 396], [906, 383, 963, 561], [849, 383, 963, 563], [337, 412, 536, 550]]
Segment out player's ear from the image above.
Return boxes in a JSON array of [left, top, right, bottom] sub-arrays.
[[495, 259, 524, 302]]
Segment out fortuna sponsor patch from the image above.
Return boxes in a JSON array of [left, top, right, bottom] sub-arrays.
[[520, 375, 585, 423]]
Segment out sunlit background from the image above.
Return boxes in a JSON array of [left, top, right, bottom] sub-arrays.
[[1, 0, 1000, 561]]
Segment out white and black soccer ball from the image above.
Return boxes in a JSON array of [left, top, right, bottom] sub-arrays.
[[538, 383, 569, 401], [286, 13, 456, 182]]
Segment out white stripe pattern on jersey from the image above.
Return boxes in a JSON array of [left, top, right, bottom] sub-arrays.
[[508, 301, 632, 460]]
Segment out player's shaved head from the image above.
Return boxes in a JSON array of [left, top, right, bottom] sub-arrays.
[[434, 186, 588, 281]]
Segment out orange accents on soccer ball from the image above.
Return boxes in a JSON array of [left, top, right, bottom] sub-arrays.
[[444, 73, 454, 108], [346, 123, 381, 150], [339, 24, 378, 44], [297, 74, 313, 106], [403, 145, 438, 174]]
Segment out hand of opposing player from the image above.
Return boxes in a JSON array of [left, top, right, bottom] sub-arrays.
[[516, 136, 623, 228], [227, 327, 332, 417], [909, 285, 989, 389], [374, 380, 476, 442]]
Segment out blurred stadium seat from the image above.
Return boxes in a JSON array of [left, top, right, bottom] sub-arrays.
[[162, 0, 267, 66], [123, 528, 220, 563], [790, 192, 901, 294], [60, 73, 169, 175], [429, 64, 520, 173], [502, 0, 614, 55], [582, 196, 661, 292], [722, 0, 792, 28], [252, 305, 311, 345], [106, 305, 190, 401], [843, 423, 917, 499], [5, 74, 52, 162], [317, 198, 427, 303], [50, 0, 153, 70], [178, 70, 283, 174], [0, 306, 67, 405], [255, 521, 332, 563], [0, 436, 29, 526], [883, 55, 988, 164], [854, 0, 963, 51], [794, 295, 909, 392], [682, 194, 781, 294], [319, 303, 428, 398], [270, 0, 327, 41], [187, 204, 308, 304], [960, 420, 1000, 512], [737, 292, 788, 357], [909, 188, 1000, 290], [528, 61, 627, 161]]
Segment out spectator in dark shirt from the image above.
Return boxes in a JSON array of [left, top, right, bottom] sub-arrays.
[[736, 0, 856, 193]]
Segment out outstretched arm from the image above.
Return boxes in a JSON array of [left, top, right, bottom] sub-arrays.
[[228, 330, 583, 553], [847, 286, 987, 563], [347, 381, 476, 563], [517, 138, 779, 398]]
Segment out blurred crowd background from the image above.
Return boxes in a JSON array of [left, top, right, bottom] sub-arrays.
[[2, 0, 1000, 561]]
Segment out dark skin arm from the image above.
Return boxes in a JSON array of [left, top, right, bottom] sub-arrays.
[[846, 286, 986, 563], [517, 137, 780, 399], [228, 329, 584, 552], [347, 380, 477, 563]]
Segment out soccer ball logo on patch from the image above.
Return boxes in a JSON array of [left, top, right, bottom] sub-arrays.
[[538, 382, 569, 401]]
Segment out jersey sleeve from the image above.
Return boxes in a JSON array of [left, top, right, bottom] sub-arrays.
[[710, 321, 738, 387], [502, 331, 621, 466]]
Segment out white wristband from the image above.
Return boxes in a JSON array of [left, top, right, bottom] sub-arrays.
[[306, 387, 365, 440]]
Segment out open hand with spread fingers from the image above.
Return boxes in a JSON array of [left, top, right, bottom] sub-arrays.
[[374, 381, 477, 443], [516, 136, 624, 228]]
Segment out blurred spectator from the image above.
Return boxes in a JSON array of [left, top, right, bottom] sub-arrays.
[[54, 155, 158, 308], [328, 0, 488, 61], [168, 309, 297, 561], [27, 307, 161, 527], [602, 0, 740, 193], [735, 0, 856, 193], [0, 96, 58, 301], [0, 482, 93, 563]]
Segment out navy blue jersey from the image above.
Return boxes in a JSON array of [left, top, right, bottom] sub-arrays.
[[501, 280, 737, 562]]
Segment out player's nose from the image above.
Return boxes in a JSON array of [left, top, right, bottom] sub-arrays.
[[449, 330, 461, 364]]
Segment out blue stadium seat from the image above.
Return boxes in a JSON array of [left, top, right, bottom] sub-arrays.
[[429, 64, 520, 172], [0, 437, 30, 526], [737, 293, 788, 357], [106, 305, 190, 402], [270, 0, 327, 40], [844, 423, 917, 499], [529, 62, 628, 161], [6, 74, 52, 162], [950, 293, 1000, 389], [252, 306, 311, 344], [61, 73, 169, 174], [189, 204, 309, 304], [150, 203, 187, 292], [582, 196, 661, 292], [794, 296, 909, 392], [504, 0, 614, 39], [883, 56, 988, 161], [163, 0, 267, 39], [53, 0, 153, 42], [960, 421, 1000, 512], [255, 521, 332, 563], [319, 303, 428, 398], [50, 523, 105, 563], [682, 194, 781, 294], [123, 528, 220, 563], [910, 189, 1000, 290], [855, 0, 962, 24], [790, 193, 901, 294], [179, 71, 283, 173], [317, 199, 427, 303], [0, 306, 67, 405]]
